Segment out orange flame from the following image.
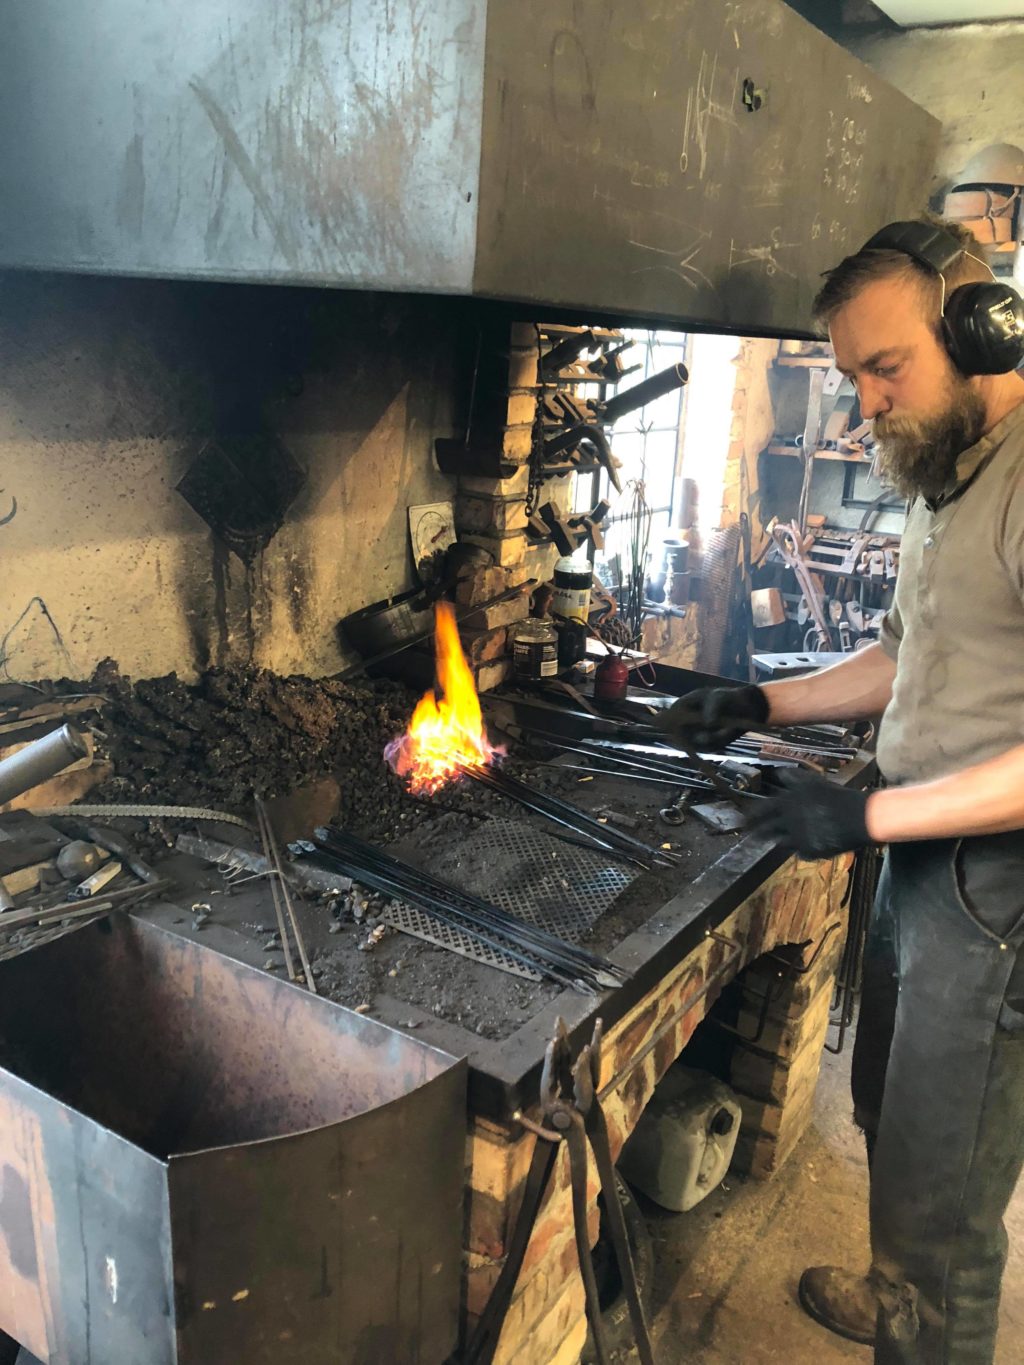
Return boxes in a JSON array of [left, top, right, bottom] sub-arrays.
[[385, 601, 500, 794]]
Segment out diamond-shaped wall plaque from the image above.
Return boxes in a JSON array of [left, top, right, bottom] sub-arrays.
[[176, 432, 306, 562]]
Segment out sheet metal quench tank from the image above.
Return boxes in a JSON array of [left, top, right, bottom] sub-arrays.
[[0, 915, 466, 1364]]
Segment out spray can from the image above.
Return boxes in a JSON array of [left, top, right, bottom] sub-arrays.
[[551, 558, 592, 622]]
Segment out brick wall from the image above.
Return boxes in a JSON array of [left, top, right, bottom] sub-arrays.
[[450, 322, 561, 692]]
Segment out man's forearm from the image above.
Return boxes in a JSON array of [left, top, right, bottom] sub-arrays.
[[761, 642, 897, 727], [866, 743, 1024, 842]]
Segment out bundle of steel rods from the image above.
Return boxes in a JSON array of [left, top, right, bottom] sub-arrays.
[[547, 739, 736, 791], [255, 797, 317, 994], [293, 826, 629, 995], [462, 763, 680, 869]]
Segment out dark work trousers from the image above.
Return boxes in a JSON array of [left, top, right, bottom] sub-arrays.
[[850, 835, 1024, 1364]]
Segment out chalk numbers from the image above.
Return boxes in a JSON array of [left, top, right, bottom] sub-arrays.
[[823, 110, 866, 207]]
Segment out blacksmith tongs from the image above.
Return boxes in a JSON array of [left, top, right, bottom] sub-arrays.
[[461, 1018, 655, 1365]]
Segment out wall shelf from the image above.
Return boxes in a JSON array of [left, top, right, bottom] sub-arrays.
[[765, 443, 870, 464]]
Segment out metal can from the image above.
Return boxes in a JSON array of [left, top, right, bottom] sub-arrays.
[[556, 617, 588, 667], [512, 619, 559, 680]]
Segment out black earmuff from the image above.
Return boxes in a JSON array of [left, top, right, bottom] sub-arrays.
[[863, 220, 1024, 376]]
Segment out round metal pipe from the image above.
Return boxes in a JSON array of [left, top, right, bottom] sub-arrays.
[[0, 724, 89, 806]]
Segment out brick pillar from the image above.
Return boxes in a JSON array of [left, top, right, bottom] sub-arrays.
[[451, 323, 553, 692], [729, 854, 853, 1177], [465, 1115, 597, 1365]]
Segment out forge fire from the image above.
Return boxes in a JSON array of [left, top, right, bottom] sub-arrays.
[[384, 602, 502, 795]]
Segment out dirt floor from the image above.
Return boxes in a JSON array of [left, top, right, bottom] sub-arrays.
[[646, 1023, 1024, 1364]]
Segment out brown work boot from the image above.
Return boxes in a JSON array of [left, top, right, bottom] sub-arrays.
[[798, 1265, 878, 1346]]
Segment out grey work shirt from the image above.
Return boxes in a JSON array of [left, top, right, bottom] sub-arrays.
[[877, 400, 1024, 785]]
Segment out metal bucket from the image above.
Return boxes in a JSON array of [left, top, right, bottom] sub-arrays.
[[0, 917, 466, 1364]]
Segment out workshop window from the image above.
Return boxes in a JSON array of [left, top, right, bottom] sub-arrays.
[[678, 331, 744, 534], [574, 328, 690, 579]]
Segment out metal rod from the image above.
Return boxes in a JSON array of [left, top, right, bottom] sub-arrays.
[[255, 800, 298, 983], [0, 879, 169, 933], [526, 761, 711, 790], [302, 844, 601, 992], [643, 731, 753, 812], [465, 767, 656, 868], [525, 737, 717, 786], [311, 829, 625, 979], [466, 764, 678, 867], [474, 781, 653, 868], [582, 748, 727, 787], [260, 802, 318, 996]]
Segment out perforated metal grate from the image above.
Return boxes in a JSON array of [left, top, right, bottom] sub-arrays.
[[383, 903, 542, 980], [383, 819, 637, 980]]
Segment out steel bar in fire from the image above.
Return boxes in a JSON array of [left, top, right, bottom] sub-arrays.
[[462, 762, 680, 870], [383, 600, 682, 871]]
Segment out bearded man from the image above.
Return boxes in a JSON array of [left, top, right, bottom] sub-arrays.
[[663, 218, 1024, 1363]]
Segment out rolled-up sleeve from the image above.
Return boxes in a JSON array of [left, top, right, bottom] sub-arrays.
[[878, 600, 903, 662]]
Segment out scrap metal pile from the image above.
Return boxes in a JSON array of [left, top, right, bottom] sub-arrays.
[[0, 728, 169, 960]]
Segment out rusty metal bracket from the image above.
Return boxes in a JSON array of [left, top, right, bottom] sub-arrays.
[[708, 921, 843, 1054], [710, 966, 781, 1048]]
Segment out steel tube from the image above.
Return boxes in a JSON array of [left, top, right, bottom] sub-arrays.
[[0, 724, 89, 806], [600, 362, 688, 423]]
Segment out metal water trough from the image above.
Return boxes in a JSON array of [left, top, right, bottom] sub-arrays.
[[0, 916, 466, 1364]]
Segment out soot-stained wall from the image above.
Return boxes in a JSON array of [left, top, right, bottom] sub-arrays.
[[0, 272, 468, 683]]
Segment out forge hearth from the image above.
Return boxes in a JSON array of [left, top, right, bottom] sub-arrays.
[[82, 662, 436, 841], [7, 663, 869, 1364], [135, 785, 856, 1364]]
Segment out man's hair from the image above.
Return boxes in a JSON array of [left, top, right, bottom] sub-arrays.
[[812, 216, 991, 332]]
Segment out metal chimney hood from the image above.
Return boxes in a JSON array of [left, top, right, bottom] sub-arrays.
[[0, 1, 939, 336]]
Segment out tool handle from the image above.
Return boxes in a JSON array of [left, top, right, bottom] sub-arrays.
[[600, 362, 688, 423]]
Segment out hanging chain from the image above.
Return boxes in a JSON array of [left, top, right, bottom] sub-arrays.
[[525, 324, 547, 517]]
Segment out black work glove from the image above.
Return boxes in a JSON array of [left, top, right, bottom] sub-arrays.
[[658, 684, 769, 749], [752, 771, 871, 859]]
